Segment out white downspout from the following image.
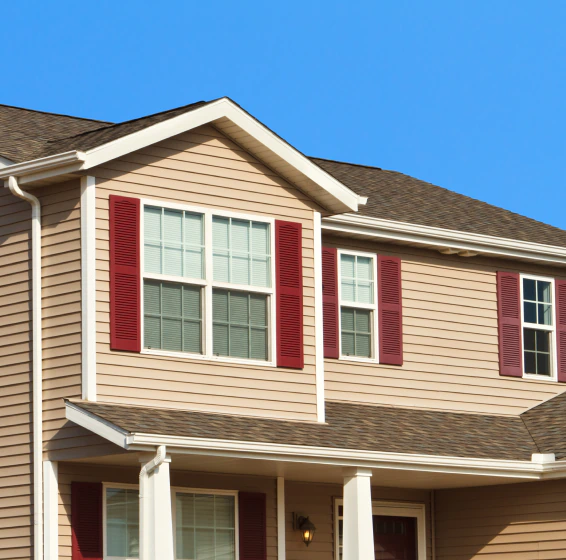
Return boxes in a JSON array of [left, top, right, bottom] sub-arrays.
[[6, 176, 43, 560]]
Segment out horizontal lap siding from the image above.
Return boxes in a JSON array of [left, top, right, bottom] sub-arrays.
[[0, 191, 32, 558], [57, 463, 278, 560], [39, 182, 87, 458], [94, 125, 320, 421], [324, 238, 566, 415], [285, 481, 432, 560], [435, 479, 566, 559]]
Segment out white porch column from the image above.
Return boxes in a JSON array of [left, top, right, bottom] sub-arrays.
[[139, 447, 174, 560], [43, 461, 58, 560], [343, 468, 374, 560]]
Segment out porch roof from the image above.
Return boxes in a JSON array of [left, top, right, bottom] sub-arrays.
[[67, 399, 540, 462]]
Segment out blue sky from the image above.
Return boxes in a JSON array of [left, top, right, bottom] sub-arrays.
[[4, 1, 565, 229]]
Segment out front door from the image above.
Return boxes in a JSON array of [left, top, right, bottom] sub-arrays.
[[373, 515, 417, 560]]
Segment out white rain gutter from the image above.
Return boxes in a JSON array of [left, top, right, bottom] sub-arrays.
[[6, 176, 43, 560]]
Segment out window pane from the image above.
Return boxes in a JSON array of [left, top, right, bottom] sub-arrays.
[[524, 328, 552, 376], [341, 308, 354, 331], [341, 332, 355, 356], [524, 328, 536, 351], [537, 352, 551, 376], [524, 351, 536, 374], [144, 207, 162, 274], [536, 329, 550, 353], [163, 209, 184, 277], [538, 281, 552, 303], [357, 257, 373, 280], [523, 278, 536, 301], [357, 281, 373, 305], [340, 254, 374, 304], [176, 493, 235, 560], [356, 333, 371, 358], [341, 254, 355, 278], [539, 303, 553, 326], [213, 290, 268, 360], [341, 279, 356, 302], [144, 281, 202, 354], [106, 488, 139, 558], [341, 308, 372, 358], [524, 301, 536, 323]]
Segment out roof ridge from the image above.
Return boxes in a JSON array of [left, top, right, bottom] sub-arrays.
[[310, 155, 383, 171], [0, 102, 112, 124]]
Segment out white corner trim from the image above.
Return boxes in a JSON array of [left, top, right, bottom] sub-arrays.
[[323, 214, 566, 266], [65, 402, 131, 448], [313, 211, 325, 423], [277, 477, 285, 560], [43, 461, 58, 560], [81, 176, 97, 401]]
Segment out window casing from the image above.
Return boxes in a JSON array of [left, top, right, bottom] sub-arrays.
[[338, 250, 378, 361], [103, 484, 239, 560], [141, 200, 276, 365], [520, 274, 558, 379]]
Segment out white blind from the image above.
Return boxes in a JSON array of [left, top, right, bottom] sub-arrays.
[[212, 217, 270, 287], [106, 488, 139, 558], [144, 206, 204, 280], [144, 280, 202, 354], [176, 493, 235, 560], [213, 290, 268, 360], [340, 254, 374, 304]]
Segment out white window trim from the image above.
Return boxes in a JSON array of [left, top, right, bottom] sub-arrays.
[[140, 198, 277, 367], [334, 498, 427, 560], [520, 273, 558, 381], [337, 249, 379, 363], [102, 483, 240, 560]]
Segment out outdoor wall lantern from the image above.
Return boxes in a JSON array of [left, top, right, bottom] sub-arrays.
[[292, 513, 316, 546]]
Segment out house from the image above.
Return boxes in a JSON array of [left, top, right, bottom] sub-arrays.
[[2, 96, 566, 560]]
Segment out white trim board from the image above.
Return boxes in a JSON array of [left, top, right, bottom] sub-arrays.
[[323, 214, 566, 267], [0, 98, 360, 214], [65, 401, 566, 481]]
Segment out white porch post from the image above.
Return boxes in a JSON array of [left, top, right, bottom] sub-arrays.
[[343, 468, 374, 560], [139, 447, 174, 560], [43, 460, 58, 560]]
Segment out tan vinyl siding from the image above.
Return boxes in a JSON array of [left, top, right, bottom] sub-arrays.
[[435, 479, 566, 559], [285, 481, 432, 560], [94, 125, 321, 421], [57, 463, 278, 560], [324, 237, 566, 415], [0, 190, 32, 558]]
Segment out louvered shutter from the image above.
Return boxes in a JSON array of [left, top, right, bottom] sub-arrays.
[[555, 280, 566, 382], [496, 271, 522, 377], [71, 482, 103, 560], [322, 247, 340, 359], [275, 220, 304, 369], [110, 195, 141, 352], [239, 492, 267, 560], [378, 255, 403, 365]]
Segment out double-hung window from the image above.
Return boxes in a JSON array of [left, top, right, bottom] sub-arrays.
[[142, 203, 274, 363], [103, 486, 237, 560], [521, 275, 556, 378], [338, 250, 378, 360]]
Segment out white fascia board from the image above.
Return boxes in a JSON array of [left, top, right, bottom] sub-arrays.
[[323, 214, 566, 266], [65, 402, 130, 448], [0, 151, 85, 181], [80, 98, 359, 213], [128, 432, 557, 480]]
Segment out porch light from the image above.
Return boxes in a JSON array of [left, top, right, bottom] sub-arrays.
[[293, 513, 316, 546]]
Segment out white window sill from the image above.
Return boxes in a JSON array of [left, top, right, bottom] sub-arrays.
[[339, 355, 379, 364], [522, 373, 557, 382], [141, 348, 276, 367]]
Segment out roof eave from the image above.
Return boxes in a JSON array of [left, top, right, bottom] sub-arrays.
[[323, 213, 566, 266]]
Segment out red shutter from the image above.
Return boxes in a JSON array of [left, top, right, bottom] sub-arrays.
[[378, 255, 403, 365], [497, 271, 523, 377], [239, 492, 267, 560], [555, 280, 566, 382], [110, 195, 141, 352], [322, 247, 339, 359], [71, 482, 103, 560], [276, 220, 304, 369]]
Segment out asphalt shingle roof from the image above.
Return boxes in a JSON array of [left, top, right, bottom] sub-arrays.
[[70, 400, 542, 462], [311, 157, 566, 249], [2, 99, 566, 249]]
